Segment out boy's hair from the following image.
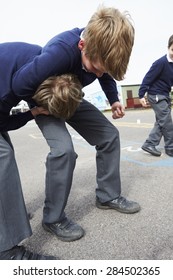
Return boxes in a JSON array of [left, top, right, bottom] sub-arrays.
[[83, 6, 134, 81], [168, 35, 173, 48], [33, 74, 83, 119]]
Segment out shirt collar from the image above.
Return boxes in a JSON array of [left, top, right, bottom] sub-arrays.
[[166, 54, 173, 63], [80, 31, 88, 72], [80, 30, 84, 39]]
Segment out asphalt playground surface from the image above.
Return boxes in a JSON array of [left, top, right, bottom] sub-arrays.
[[9, 107, 173, 260]]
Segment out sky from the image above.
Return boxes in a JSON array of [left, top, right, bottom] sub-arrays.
[[1, 0, 173, 93]]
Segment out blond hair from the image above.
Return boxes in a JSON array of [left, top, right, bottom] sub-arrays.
[[33, 74, 83, 119], [83, 6, 134, 80]]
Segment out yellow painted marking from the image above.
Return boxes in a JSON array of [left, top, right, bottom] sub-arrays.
[[112, 122, 153, 128]]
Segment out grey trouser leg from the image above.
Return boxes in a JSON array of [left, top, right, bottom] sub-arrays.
[[36, 100, 121, 224], [0, 132, 31, 252], [35, 116, 77, 224], [67, 99, 121, 202], [144, 94, 173, 150]]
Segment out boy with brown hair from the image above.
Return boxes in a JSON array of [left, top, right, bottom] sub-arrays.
[[139, 35, 173, 157], [33, 74, 83, 119], [0, 73, 82, 260]]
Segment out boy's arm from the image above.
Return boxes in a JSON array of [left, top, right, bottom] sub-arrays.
[[98, 74, 125, 118], [138, 59, 164, 99], [0, 107, 49, 132], [98, 74, 120, 104], [0, 111, 34, 132], [12, 44, 71, 99]]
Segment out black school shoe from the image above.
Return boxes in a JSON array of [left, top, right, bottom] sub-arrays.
[[141, 144, 161, 156], [96, 196, 141, 214], [0, 246, 57, 260], [42, 217, 85, 242], [165, 149, 173, 157]]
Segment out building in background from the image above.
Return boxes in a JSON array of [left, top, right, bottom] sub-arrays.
[[121, 84, 142, 109], [84, 84, 141, 110], [84, 84, 173, 111]]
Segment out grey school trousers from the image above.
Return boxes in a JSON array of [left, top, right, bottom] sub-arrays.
[[36, 99, 121, 224], [0, 99, 121, 251], [0, 132, 32, 252], [144, 94, 173, 150]]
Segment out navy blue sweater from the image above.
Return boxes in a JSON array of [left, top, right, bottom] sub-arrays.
[[1, 28, 119, 132], [0, 42, 42, 131], [138, 55, 173, 98]]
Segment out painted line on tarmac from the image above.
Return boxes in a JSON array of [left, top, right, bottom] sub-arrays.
[[29, 133, 43, 139], [113, 121, 153, 128], [29, 127, 173, 167], [121, 154, 173, 167]]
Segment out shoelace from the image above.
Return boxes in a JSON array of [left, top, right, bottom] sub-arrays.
[[55, 218, 72, 230], [112, 196, 126, 205]]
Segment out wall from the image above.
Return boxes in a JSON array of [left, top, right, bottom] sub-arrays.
[[121, 84, 141, 108]]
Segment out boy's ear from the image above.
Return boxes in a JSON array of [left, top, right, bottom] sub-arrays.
[[78, 39, 85, 50]]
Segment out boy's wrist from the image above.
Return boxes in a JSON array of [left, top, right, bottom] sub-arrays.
[[30, 107, 39, 117]]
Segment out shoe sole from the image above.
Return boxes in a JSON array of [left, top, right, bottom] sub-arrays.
[[142, 147, 161, 157], [42, 223, 84, 242], [96, 203, 141, 214]]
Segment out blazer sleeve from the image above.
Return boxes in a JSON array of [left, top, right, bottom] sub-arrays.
[[98, 74, 119, 105], [138, 59, 164, 98], [0, 111, 34, 132], [12, 43, 72, 99]]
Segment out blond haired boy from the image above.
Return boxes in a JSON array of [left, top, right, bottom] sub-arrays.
[[0, 6, 140, 259]]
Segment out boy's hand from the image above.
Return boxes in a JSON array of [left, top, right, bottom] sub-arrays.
[[139, 97, 148, 107], [111, 101, 125, 119], [31, 106, 50, 117]]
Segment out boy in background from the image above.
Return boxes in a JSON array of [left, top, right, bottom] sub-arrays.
[[139, 35, 173, 157]]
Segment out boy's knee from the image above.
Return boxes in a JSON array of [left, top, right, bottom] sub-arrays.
[[108, 125, 120, 142], [49, 145, 77, 160]]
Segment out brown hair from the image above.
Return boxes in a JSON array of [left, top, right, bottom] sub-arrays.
[[83, 6, 134, 80], [168, 35, 173, 48], [33, 74, 83, 119]]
